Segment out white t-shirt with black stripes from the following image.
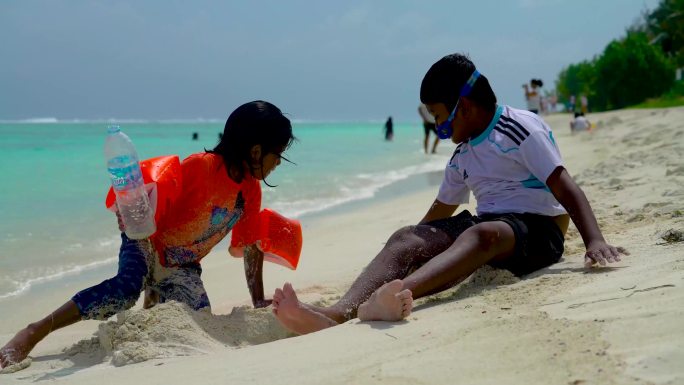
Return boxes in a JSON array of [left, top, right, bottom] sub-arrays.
[[437, 104, 566, 217]]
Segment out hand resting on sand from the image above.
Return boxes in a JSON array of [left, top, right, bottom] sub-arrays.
[[584, 240, 629, 268]]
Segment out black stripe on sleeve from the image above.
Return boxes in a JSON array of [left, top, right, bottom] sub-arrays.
[[497, 121, 526, 142], [494, 125, 521, 145], [500, 115, 530, 136]]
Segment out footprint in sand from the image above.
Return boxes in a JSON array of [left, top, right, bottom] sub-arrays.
[[665, 166, 684, 176], [626, 213, 645, 223]]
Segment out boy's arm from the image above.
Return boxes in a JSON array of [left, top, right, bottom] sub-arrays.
[[546, 166, 628, 267], [243, 244, 271, 308], [419, 199, 459, 225]]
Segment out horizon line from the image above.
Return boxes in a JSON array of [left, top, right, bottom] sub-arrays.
[[0, 117, 416, 124]]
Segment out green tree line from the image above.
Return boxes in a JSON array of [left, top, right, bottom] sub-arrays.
[[555, 0, 683, 111]]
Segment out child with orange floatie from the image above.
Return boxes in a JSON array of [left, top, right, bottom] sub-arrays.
[[0, 100, 297, 369]]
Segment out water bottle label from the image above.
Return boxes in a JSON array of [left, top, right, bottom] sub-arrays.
[[108, 156, 143, 191]]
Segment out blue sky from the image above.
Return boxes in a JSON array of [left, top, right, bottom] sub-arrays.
[[0, 0, 659, 121]]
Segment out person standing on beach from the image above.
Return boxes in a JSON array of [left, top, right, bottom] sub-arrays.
[[384, 116, 394, 141], [419, 103, 439, 154], [271, 53, 627, 335], [523, 78, 544, 114], [0, 101, 297, 369], [568, 94, 576, 113], [580, 94, 589, 114], [549, 93, 558, 113]]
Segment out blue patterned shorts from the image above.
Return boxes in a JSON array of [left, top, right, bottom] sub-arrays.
[[72, 233, 210, 320]]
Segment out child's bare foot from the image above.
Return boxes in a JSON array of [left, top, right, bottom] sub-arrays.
[[0, 326, 43, 369], [272, 283, 338, 335], [357, 279, 413, 322]]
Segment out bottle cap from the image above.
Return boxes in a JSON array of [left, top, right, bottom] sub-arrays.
[[107, 125, 121, 134]]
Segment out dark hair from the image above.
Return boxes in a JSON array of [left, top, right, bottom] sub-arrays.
[[574, 112, 581, 118], [207, 100, 295, 184], [420, 53, 497, 111], [531, 78, 544, 88]]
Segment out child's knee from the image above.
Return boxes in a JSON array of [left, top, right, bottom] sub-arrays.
[[387, 225, 419, 244], [465, 222, 513, 252], [75, 292, 141, 321], [76, 276, 144, 320], [119, 278, 144, 300]]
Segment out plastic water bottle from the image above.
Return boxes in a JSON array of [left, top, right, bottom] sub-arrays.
[[104, 125, 156, 239]]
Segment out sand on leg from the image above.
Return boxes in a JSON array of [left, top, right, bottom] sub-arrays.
[[354, 222, 517, 323], [400, 222, 516, 298], [319, 225, 454, 323]]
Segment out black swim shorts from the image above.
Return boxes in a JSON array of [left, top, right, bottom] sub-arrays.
[[424, 210, 565, 276]]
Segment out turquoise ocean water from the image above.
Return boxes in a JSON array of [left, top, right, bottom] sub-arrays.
[[0, 121, 449, 301]]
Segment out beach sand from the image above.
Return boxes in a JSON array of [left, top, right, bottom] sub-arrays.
[[1, 107, 683, 384]]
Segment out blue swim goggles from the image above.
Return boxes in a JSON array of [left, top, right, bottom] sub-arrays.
[[435, 69, 481, 140]]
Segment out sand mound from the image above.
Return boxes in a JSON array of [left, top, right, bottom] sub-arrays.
[[466, 265, 520, 287], [65, 302, 292, 367]]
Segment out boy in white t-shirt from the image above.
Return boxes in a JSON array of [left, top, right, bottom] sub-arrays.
[[271, 53, 627, 335]]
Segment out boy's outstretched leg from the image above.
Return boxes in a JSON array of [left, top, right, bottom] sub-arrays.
[[401, 221, 515, 298], [272, 224, 454, 334], [272, 220, 517, 335], [324, 224, 454, 322], [353, 222, 514, 322], [0, 301, 81, 368]]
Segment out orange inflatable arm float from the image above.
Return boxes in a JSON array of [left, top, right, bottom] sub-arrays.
[[105, 155, 182, 225], [256, 208, 303, 270], [228, 209, 303, 270]]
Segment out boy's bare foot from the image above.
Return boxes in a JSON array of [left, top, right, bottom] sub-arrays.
[[357, 279, 413, 322], [272, 283, 338, 335], [0, 326, 42, 369]]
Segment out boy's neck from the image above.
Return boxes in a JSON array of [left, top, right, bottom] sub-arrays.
[[467, 106, 497, 140]]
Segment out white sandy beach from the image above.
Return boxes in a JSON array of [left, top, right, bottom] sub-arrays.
[[1, 107, 683, 384]]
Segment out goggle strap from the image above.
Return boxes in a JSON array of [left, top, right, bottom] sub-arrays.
[[459, 69, 480, 97]]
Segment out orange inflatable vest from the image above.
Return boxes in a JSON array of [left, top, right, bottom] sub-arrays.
[[105, 155, 182, 227], [105, 156, 303, 269]]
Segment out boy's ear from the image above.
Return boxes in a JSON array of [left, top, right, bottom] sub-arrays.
[[250, 144, 262, 163], [460, 97, 474, 117]]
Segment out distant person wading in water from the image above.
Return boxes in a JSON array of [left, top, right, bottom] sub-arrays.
[[384, 116, 394, 141]]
